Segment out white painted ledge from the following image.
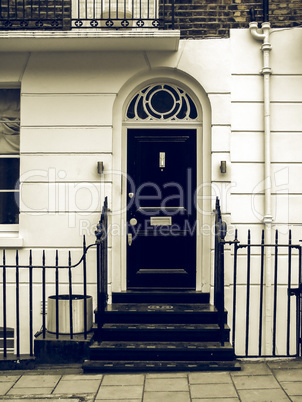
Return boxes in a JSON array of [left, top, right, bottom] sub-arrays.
[[0, 29, 180, 52], [0, 225, 23, 248], [0, 237, 23, 248]]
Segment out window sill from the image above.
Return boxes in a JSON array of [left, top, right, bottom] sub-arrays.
[[0, 237, 23, 248], [0, 225, 23, 248]]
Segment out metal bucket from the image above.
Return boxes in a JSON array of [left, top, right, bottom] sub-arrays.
[[47, 295, 93, 334]]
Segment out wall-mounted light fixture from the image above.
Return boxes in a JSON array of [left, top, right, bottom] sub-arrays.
[[220, 161, 227, 174], [97, 161, 104, 174]]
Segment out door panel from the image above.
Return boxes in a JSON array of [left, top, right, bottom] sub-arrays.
[[127, 129, 196, 289]]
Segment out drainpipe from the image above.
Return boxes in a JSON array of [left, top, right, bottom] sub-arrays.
[[249, 19, 273, 355]]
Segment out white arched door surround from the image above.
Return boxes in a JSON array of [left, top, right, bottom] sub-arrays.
[[111, 68, 212, 293]]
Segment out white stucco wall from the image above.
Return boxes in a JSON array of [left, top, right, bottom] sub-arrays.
[[229, 27, 302, 356], [230, 27, 302, 238]]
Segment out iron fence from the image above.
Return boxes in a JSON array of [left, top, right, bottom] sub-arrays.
[[71, 0, 174, 29], [95, 196, 108, 327], [0, 0, 70, 29], [231, 229, 302, 358], [0, 197, 108, 359], [0, 0, 174, 29], [214, 197, 302, 358], [213, 197, 227, 346]]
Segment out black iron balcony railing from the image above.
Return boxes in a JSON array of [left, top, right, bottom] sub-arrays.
[[0, 0, 70, 29], [0, 0, 174, 30]]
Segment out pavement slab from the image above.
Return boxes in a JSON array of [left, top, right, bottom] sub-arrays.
[[143, 391, 191, 401], [61, 374, 103, 381], [0, 399, 82, 402], [13, 375, 61, 388], [144, 377, 189, 392], [0, 375, 20, 382], [7, 387, 54, 395], [190, 383, 238, 399], [231, 363, 273, 376], [237, 388, 290, 401], [93, 400, 141, 402], [146, 372, 187, 378], [102, 374, 144, 385], [0, 381, 16, 395], [281, 381, 302, 396], [192, 399, 239, 402], [189, 371, 232, 384], [232, 374, 280, 389], [274, 368, 302, 382], [95, 385, 144, 400], [268, 360, 302, 369], [53, 379, 101, 394]]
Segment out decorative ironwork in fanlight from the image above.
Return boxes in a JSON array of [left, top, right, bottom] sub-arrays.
[[126, 84, 199, 121]]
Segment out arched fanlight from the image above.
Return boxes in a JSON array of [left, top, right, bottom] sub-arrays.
[[126, 84, 199, 121]]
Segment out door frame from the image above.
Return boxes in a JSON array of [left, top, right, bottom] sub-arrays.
[[126, 127, 197, 289], [111, 71, 212, 294]]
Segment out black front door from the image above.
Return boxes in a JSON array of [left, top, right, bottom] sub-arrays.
[[127, 129, 196, 289]]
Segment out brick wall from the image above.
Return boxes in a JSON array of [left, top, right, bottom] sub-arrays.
[[169, 0, 302, 39]]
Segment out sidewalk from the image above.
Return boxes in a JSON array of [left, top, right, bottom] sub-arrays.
[[0, 359, 302, 401]]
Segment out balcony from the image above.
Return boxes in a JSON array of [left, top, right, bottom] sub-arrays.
[[0, 0, 178, 51], [0, 0, 174, 30]]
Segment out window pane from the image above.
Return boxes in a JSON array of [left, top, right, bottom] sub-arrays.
[[0, 89, 20, 154], [0, 192, 19, 224], [0, 158, 20, 190], [0, 89, 20, 118], [0, 89, 20, 225]]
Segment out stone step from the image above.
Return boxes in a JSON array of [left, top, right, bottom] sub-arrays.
[[89, 340, 235, 361], [83, 359, 241, 373], [95, 303, 227, 324], [97, 322, 230, 342], [112, 291, 210, 304]]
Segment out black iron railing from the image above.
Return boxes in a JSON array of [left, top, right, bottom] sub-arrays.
[[213, 197, 227, 346], [232, 229, 302, 358], [214, 197, 302, 358], [0, 0, 174, 29], [72, 0, 174, 29], [0, 0, 71, 29], [0, 237, 93, 358], [0, 197, 108, 359], [95, 196, 108, 327]]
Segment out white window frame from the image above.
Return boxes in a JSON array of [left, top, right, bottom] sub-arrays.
[[0, 86, 23, 247]]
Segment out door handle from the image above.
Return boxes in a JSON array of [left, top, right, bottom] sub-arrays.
[[128, 233, 133, 246]]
